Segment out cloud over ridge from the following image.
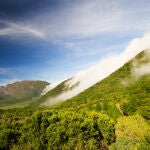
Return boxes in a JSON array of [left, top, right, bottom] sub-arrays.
[[43, 33, 150, 105]]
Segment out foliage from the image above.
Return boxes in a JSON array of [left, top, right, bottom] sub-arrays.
[[0, 50, 149, 149], [0, 109, 115, 149], [109, 114, 150, 150]]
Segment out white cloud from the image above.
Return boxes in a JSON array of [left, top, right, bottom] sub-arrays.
[[0, 0, 150, 43], [43, 33, 150, 105], [27, 0, 150, 40]]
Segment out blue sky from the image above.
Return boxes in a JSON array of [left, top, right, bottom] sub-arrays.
[[0, 0, 150, 85]]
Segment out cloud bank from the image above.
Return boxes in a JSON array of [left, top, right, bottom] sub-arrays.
[[43, 33, 150, 105]]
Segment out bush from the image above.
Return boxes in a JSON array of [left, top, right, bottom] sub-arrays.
[[109, 114, 150, 150]]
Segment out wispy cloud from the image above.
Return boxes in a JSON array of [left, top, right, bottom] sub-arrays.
[[132, 50, 150, 79], [28, 0, 150, 40], [0, 68, 7, 74], [29, 0, 122, 39], [0, 19, 45, 38]]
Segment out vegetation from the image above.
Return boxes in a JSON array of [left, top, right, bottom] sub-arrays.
[[0, 50, 149, 149], [0, 109, 115, 149], [109, 115, 150, 150], [54, 50, 150, 120]]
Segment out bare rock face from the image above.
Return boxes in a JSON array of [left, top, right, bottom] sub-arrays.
[[0, 80, 49, 100]]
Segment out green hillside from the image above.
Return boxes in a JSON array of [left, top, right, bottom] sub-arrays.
[[55, 50, 150, 120]]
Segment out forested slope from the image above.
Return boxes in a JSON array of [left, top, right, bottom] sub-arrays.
[[56, 50, 150, 120]]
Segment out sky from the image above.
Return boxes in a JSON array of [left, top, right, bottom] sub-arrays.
[[0, 0, 150, 85]]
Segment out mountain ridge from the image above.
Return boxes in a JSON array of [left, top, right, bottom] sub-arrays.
[[53, 50, 150, 120], [40, 50, 150, 108], [0, 80, 49, 107]]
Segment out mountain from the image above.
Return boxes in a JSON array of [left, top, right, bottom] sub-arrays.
[[0, 80, 49, 106], [1, 50, 149, 114], [40, 50, 150, 111], [54, 50, 150, 119]]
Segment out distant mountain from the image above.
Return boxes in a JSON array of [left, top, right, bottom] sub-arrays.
[[0, 80, 49, 106]]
